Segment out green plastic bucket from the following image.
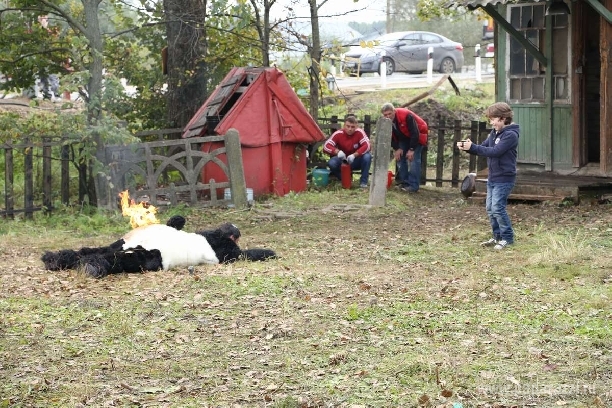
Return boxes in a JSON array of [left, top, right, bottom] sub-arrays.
[[312, 168, 330, 187]]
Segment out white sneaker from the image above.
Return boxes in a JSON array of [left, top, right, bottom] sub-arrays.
[[494, 240, 510, 250], [480, 238, 498, 247]]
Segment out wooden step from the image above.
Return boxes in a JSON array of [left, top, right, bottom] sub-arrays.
[[473, 179, 578, 201], [468, 191, 575, 203]]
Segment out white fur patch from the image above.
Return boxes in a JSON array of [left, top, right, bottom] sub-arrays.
[[122, 224, 219, 270]]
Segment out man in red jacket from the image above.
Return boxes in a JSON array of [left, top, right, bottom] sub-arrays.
[[381, 103, 428, 193], [323, 115, 372, 188]]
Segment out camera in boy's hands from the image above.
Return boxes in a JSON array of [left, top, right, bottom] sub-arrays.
[[457, 139, 471, 150]]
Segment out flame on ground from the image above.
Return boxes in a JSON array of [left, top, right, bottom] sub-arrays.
[[119, 190, 160, 229]]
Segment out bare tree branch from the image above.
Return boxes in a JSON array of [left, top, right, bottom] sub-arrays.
[[0, 48, 73, 64]]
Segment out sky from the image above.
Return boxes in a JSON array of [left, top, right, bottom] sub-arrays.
[[266, 0, 388, 49], [317, 0, 386, 22], [274, 0, 387, 23]]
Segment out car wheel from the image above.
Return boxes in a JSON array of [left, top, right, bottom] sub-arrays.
[[439, 57, 456, 74], [380, 57, 394, 76]]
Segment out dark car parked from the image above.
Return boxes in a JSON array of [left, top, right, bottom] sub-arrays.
[[343, 31, 465, 76]]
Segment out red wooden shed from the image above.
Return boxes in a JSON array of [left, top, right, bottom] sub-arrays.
[[183, 67, 325, 197]]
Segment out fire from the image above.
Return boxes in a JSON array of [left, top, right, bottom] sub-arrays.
[[119, 190, 160, 229]]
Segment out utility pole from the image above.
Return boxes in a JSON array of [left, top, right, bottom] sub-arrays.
[[386, 0, 392, 33]]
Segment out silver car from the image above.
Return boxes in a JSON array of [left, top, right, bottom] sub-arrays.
[[343, 31, 465, 76]]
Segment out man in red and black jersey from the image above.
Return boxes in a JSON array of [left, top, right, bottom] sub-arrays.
[[381, 103, 429, 193], [323, 115, 372, 188]]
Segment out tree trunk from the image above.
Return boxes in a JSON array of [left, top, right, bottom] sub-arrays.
[[164, 0, 209, 129], [36, 0, 107, 206], [386, 0, 393, 33], [262, 0, 271, 66], [249, 0, 272, 66], [308, 0, 321, 122], [82, 0, 106, 206]]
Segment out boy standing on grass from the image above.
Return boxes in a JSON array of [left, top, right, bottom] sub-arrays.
[[457, 102, 519, 250]]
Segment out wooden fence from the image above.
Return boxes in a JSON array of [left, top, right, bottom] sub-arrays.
[[314, 116, 490, 186], [101, 132, 247, 210], [421, 118, 489, 187], [1, 118, 489, 218], [1, 137, 72, 218], [0, 129, 248, 218]]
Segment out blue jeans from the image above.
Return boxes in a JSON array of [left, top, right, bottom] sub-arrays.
[[397, 143, 423, 191], [328, 152, 372, 185], [486, 181, 515, 243]]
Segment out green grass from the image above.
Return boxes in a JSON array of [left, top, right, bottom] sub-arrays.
[[1, 187, 611, 407]]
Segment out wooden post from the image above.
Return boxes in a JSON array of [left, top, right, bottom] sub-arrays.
[[369, 117, 392, 207], [185, 141, 197, 204], [4, 147, 14, 219], [94, 147, 110, 209], [61, 144, 70, 205], [469, 121, 478, 173], [209, 179, 219, 206], [78, 147, 87, 204], [601, 0, 612, 173], [477, 121, 488, 172], [225, 129, 248, 209], [169, 182, 177, 206], [364, 115, 372, 136], [330, 115, 339, 132], [420, 139, 428, 186], [451, 120, 462, 187], [43, 138, 52, 212], [436, 118, 445, 187], [545, 13, 553, 172], [143, 144, 157, 206], [24, 139, 34, 219]]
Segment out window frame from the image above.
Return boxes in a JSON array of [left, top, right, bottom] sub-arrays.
[[506, 3, 571, 104]]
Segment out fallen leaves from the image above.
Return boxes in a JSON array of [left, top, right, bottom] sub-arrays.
[[3, 194, 612, 407]]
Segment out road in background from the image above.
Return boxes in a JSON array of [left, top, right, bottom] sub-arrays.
[[331, 70, 494, 92]]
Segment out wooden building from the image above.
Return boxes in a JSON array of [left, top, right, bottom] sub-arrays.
[[460, 0, 611, 176]]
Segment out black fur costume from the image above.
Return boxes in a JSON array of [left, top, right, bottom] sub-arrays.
[[170, 216, 276, 264], [41, 216, 276, 278]]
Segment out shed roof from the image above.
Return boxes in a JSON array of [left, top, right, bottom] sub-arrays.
[[451, 0, 544, 9]]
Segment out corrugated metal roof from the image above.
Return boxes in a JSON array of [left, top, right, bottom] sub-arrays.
[[460, 0, 508, 9], [453, 0, 545, 9]]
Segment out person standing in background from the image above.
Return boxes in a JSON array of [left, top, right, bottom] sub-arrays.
[[381, 103, 429, 193]]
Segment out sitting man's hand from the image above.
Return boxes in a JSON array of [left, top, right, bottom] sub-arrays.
[[346, 154, 356, 164], [337, 150, 346, 160], [393, 149, 403, 161]]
